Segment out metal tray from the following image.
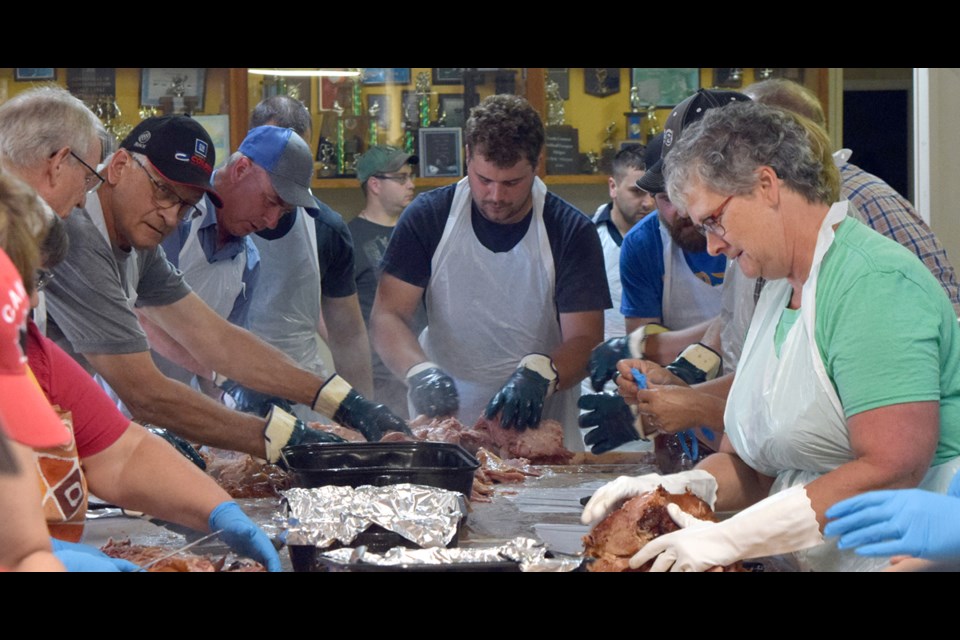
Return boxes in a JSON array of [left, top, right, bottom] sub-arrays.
[[281, 441, 480, 497]]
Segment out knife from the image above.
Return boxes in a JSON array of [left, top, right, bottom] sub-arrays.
[[137, 529, 224, 571]]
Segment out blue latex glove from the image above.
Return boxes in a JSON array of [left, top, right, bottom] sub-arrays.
[[578, 392, 641, 454], [208, 501, 282, 572], [485, 354, 558, 431], [50, 538, 140, 572], [406, 363, 459, 418], [825, 487, 960, 560]]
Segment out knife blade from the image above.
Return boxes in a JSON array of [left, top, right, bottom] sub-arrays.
[[137, 529, 224, 571]]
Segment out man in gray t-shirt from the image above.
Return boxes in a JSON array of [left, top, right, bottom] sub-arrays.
[[45, 116, 409, 463]]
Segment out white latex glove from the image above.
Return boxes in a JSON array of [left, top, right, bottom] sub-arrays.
[[580, 469, 718, 526], [629, 485, 824, 572]]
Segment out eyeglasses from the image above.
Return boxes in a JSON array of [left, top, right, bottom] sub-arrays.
[[373, 173, 415, 185], [35, 269, 54, 292], [68, 150, 105, 194], [695, 195, 735, 237], [130, 155, 201, 222]]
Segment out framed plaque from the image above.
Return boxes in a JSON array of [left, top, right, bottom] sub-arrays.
[[545, 125, 580, 175], [631, 68, 700, 107], [14, 68, 55, 81], [438, 93, 466, 129], [140, 68, 206, 112], [432, 68, 465, 85], [66, 68, 115, 102], [366, 94, 391, 129], [262, 77, 312, 111], [418, 127, 463, 178], [362, 68, 411, 85], [584, 68, 620, 97]]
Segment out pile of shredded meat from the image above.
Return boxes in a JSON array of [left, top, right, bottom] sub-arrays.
[[583, 487, 744, 572], [100, 538, 266, 572], [202, 447, 291, 499]]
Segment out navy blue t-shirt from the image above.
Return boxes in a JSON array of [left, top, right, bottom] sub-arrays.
[[381, 184, 612, 313]]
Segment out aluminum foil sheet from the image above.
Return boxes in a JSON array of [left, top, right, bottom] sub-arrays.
[[279, 484, 465, 549], [320, 537, 583, 572]]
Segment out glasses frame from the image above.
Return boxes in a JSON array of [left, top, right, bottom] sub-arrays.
[[372, 173, 415, 185], [695, 195, 735, 237], [68, 150, 105, 194], [129, 154, 201, 222], [35, 269, 55, 292]]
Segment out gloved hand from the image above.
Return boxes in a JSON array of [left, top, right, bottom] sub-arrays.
[[629, 485, 823, 571], [664, 343, 722, 385], [263, 405, 346, 464], [825, 488, 960, 560], [208, 501, 282, 572], [406, 362, 459, 418], [50, 538, 140, 572], [587, 323, 668, 391], [581, 469, 718, 526], [227, 384, 294, 418], [145, 425, 206, 470], [578, 392, 643, 454], [312, 374, 411, 442], [485, 354, 558, 431]]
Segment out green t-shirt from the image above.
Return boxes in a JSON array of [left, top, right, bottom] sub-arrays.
[[774, 217, 960, 465]]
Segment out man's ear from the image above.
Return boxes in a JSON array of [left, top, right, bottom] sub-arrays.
[[46, 146, 72, 187]]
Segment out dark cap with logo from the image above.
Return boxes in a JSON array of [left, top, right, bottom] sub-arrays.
[[120, 115, 223, 208], [637, 89, 752, 194]]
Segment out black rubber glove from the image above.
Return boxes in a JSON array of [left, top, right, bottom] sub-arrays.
[[664, 343, 722, 385], [485, 354, 558, 431], [145, 425, 207, 470], [263, 405, 346, 464], [312, 374, 412, 442], [578, 392, 641, 455], [406, 362, 459, 418], [587, 323, 668, 391], [227, 384, 294, 418]]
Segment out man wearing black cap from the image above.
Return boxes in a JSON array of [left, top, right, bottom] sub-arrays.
[[44, 116, 409, 464], [582, 90, 750, 456], [349, 145, 425, 418]]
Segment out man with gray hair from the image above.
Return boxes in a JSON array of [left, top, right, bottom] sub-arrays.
[[44, 115, 408, 465], [0, 86, 103, 218], [180, 95, 374, 423]]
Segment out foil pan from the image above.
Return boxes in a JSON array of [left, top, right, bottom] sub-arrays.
[[279, 484, 466, 549], [320, 537, 583, 572]]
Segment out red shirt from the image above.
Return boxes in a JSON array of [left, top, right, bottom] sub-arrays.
[[26, 320, 129, 457]]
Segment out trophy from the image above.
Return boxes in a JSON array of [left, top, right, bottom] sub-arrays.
[[333, 101, 346, 176], [546, 78, 565, 126], [416, 72, 431, 129], [643, 106, 661, 145], [368, 102, 380, 147], [625, 87, 644, 140], [317, 140, 336, 178], [600, 122, 617, 173], [584, 151, 600, 174]]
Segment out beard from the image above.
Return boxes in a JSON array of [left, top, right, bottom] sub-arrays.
[[667, 216, 707, 253]]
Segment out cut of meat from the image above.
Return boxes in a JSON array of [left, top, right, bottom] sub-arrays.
[[202, 447, 290, 499], [307, 422, 368, 443], [470, 415, 574, 465], [100, 538, 266, 572], [583, 486, 743, 572]]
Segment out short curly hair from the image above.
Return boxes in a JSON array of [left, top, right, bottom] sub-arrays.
[[465, 94, 544, 168]]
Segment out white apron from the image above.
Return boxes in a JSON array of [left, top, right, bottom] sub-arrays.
[[420, 177, 582, 450], [660, 220, 723, 330], [176, 202, 247, 320], [249, 208, 334, 423], [725, 201, 960, 571]]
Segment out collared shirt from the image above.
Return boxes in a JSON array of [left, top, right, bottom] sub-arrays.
[[593, 202, 624, 247], [161, 194, 260, 326]]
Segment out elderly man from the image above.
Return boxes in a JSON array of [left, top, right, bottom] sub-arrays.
[[221, 96, 373, 421], [349, 145, 425, 418], [371, 95, 610, 449], [43, 116, 407, 464], [0, 85, 103, 218]]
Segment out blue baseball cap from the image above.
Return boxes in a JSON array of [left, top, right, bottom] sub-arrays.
[[239, 126, 315, 209]]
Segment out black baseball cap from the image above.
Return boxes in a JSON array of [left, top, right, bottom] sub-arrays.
[[637, 89, 752, 195], [120, 115, 223, 208]]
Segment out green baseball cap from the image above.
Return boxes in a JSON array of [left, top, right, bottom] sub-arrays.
[[357, 145, 419, 184]]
